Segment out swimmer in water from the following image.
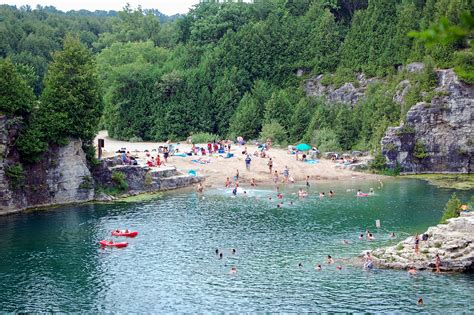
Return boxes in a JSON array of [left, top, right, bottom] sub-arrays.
[[369, 188, 374, 195], [215, 249, 219, 255], [230, 266, 237, 274], [277, 193, 283, 199], [408, 267, 417, 275], [329, 190, 335, 197], [232, 186, 237, 196], [243, 191, 248, 197], [196, 183, 204, 193], [306, 176, 310, 187], [327, 255, 334, 264], [368, 233, 375, 241], [390, 232, 396, 238], [336, 265, 342, 270], [250, 178, 257, 186], [359, 234, 364, 240], [316, 264, 322, 271], [342, 240, 349, 245], [418, 298, 423, 305], [232, 249, 236, 255], [219, 252, 223, 260], [298, 263, 303, 268], [319, 192, 325, 197]]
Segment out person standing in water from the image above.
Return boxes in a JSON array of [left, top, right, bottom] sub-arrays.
[[235, 169, 240, 181], [415, 234, 420, 254], [435, 254, 441, 272], [306, 175, 310, 188], [327, 255, 334, 264], [196, 183, 204, 193]]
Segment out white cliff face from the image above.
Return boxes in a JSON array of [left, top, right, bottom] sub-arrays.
[[382, 69, 474, 173], [365, 212, 474, 272]]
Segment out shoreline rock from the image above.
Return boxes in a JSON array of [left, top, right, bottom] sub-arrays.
[[362, 212, 474, 272]]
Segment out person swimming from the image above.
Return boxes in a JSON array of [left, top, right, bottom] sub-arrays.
[[319, 192, 325, 197], [342, 240, 349, 245], [336, 265, 342, 270], [230, 266, 237, 274], [215, 249, 219, 255], [418, 298, 423, 305], [327, 255, 334, 264], [408, 267, 417, 275], [316, 264, 322, 271], [232, 249, 236, 255], [219, 253, 223, 260], [298, 263, 303, 268], [232, 187, 237, 196], [243, 191, 248, 197], [277, 193, 283, 199], [329, 190, 335, 197], [390, 232, 396, 238], [359, 234, 364, 240], [368, 233, 375, 241]]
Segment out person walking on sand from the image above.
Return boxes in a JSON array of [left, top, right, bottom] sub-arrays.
[[245, 154, 252, 171], [268, 158, 273, 174], [282, 166, 289, 183], [235, 169, 239, 181]]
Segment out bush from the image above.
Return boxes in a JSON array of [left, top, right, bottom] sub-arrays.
[[413, 140, 429, 160], [129, 136, 143, 142], [5, 163, 25, 189], [440, 193, 462, 224], [191, 132, 219, 144], [453, 50, 474, 84], [369, 153, 387, 171], [111, 171, 128, 192], [259, 121, 287, 145], [310, 128, 341, 152]]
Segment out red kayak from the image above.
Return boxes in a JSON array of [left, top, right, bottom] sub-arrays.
[[357, 193, 369, 197], [99, 240, 128, 248], [111, 230, 138, 237]]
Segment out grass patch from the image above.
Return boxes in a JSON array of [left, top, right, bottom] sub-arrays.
[[402, 174, 474, 190]]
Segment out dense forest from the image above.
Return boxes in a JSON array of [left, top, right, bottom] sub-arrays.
[[0, 0, 472, 164]]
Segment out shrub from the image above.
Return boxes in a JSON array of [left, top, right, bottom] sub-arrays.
[[396, 244, 404, 251], [413, 140, 429, 160], [79, 175, 94, 190], [111, 171, 128, 192], [191, 132, 219, 144], [5, 163, 25, 189], [311, 128, 341, 152], [259, 121, 287, 145], [129, 136, 143, 142], [453, 50, 474, 84], [440, 193, 462, 224], [369, 153, 387, 171]]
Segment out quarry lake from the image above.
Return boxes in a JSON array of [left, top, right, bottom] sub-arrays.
[[1, 178, 472, 312]]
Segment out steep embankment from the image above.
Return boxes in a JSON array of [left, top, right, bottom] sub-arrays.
[[382, 69, 473, 173], [365, 212, 474, 272], [0, 116, 95, 214]]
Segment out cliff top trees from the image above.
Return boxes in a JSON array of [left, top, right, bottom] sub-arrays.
[[0, 58, 35, 116]]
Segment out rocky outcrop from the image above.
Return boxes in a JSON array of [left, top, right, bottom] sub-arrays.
[[96, 164, 203, 193], [304, 73, 379, 106], [364, 212, 474, 272], [382, 69, 473, 173], [0, 115, 95, 215]]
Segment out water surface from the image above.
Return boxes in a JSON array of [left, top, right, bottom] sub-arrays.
[[0, 178, 472, 312]]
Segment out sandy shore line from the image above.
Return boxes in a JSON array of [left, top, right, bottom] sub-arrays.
[[96, 131, 380, 188]]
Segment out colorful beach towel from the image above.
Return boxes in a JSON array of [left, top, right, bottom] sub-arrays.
[[305, 159, 320, 165]]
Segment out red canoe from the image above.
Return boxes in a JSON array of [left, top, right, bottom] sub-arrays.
[[111, 231, 138, 237], [99, 240, 128, 248]]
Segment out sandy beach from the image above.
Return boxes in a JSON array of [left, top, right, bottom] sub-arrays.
[[96, 130, 379, 187]]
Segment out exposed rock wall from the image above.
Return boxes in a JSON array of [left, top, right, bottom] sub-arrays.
[[382, 69, 473, 173], [304, 73, 379, 106], [0, 115, 94, 215], [364, 212, 474, 272]]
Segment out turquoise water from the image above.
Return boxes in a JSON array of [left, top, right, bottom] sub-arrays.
[[0, 179, 472, 312]]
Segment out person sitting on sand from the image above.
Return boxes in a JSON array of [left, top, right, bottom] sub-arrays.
[[225, 177, 231, 187], [155, 155, 161, 167], [327, 255, 334, 264], [250, 178, 257, 186]]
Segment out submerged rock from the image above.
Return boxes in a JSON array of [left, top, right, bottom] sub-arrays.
[[363, 212, 474, 272]]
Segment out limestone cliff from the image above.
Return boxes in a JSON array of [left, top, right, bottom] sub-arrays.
[[0, 115, 94, 215], [364, 212, 474, 272], [382, 69, 473, 173]]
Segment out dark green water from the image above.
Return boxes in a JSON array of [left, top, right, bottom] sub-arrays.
[[0, 178, 472, 312]]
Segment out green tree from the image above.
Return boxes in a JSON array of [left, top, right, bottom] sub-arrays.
[[228, 93, 261, 140], [440, 193, 462, 223], [0, 58, 35, 116], [288, 98, 312, 143]]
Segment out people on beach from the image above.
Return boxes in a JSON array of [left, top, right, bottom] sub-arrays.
[[282, 166, 289, 182], [306, 175, 310, 187], [245, 154, 252, 170], [250, 178, 257, 187], [273, 170, 279, 183], [225, 177, 231, 187], [235, 169, 239, 181], [268, 158, 273, 174]]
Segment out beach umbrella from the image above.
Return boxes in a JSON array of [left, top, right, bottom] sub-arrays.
[[296, 143, 311, 151]]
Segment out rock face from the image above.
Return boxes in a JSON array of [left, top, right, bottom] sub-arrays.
[[382, 69, 473, 173], [0, 115, 95, 215], [365, 212, 474, 272], [93, 163, 203, 194], [304, 73, 379, 106]]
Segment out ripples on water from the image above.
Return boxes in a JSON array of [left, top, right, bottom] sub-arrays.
[[0, 179, 473, 312]]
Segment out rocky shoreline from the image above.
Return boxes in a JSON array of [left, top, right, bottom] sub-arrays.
[[363, 212, 474, 272]]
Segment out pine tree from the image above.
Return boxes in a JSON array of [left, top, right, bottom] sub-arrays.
[[0, 58, 35, 116]]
